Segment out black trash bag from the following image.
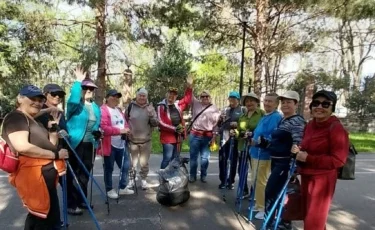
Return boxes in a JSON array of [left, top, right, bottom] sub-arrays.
[[156, 157, 190, 206]]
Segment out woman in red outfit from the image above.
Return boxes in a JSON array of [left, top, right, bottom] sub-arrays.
[[292, 90, 349, 230]]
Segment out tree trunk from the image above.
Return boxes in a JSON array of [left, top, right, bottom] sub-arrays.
[[253, 0, 269, 97], [302, 82, 315, 121], [94, 0, 106, 105]]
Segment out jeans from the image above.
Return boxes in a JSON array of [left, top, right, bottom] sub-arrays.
[[160, 143, 178, 169], [264, 158, 290, 224], [103, 146, 130, 191], [218, 137, 239, 185], [189, 134, 211, 179]]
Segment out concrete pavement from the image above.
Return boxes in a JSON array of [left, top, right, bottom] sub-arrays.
[[0, 153, 374, 230]]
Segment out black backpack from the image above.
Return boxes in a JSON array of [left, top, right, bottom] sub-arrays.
[[330, 121, 358, 180]]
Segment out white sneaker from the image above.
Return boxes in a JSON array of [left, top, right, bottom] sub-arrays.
[[141, 180, 149, 190], [255, 211, 265, 220], [119, 187, 135, 195], [107, 189, 119, 199], [127, 180, 134, 189]]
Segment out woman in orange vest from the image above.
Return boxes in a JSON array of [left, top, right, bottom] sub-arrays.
[[1, 85, 69, 229]]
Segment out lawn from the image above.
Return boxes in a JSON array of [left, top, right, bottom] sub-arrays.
[[151, 131, 190, 154], [350, 132, 375, 153], [151, 131, 375, 153]]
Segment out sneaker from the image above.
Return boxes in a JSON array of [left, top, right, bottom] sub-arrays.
[[127, 180, 135, 189], [255, 211, 265, 220], [67, 207, 83, 216], [119, 187, 135, 195], [107, 189, 119, 199], [200, 176, 207, 183], [227, 184, 234, 190], [189, 176, 196, 183], [78, 203, 94, 210], [218, 183, 226, 189], [141, 180, 149, 190]]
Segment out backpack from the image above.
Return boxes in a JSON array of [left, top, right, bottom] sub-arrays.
[[0, 113, 29, 173], [330, 121, 357, 180]]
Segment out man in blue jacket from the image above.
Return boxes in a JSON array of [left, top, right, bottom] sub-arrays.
[[250, 92, 282, 220]]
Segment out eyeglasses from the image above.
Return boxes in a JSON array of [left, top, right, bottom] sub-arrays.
[[311, 100, 332, 108], [82, 86, 95, 91], [50, 92, 65, 98]]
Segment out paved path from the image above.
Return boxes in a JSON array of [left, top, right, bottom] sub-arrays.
[[0, 154, 374, 230]]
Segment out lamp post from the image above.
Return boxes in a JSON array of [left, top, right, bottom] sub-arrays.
[[239, 10, 250, 97]]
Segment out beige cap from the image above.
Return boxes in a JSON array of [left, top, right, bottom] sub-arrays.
[[200, 90, 210, 96], [241, 92, 260, 104], [278, 91, 300, 102]]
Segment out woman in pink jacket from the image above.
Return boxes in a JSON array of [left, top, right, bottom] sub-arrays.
[[99, 89, 134, 199]]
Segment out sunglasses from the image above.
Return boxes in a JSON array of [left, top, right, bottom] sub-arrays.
[[200, 95, 209, 98], [168, 87, 178, 92], [50, 92, 65, 98], [311, 100, 332, 108], [82, 86, 96, 91]]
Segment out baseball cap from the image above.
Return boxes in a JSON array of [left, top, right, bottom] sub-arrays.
[[19, 85, 46, 99], [278, 91, 300, 102], [228, 91, 240, 100], [43, 84, 66, 95], [81, 78, 98, 88], [241, 92, 259, 104], [312, 90, 337, 103], [136, 87, 148, 96], [106, 89, 122, 98], [200, 90, 210, 97]]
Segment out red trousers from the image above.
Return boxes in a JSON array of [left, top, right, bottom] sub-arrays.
[[301, 170, 337, 230]]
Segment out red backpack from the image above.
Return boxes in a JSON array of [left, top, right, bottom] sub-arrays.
[[0, 113, 29, 173]]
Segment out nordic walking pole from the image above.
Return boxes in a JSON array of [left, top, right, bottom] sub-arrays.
[[58, 130, 109, 206], [117, 139, 127, 203], [89, 143, 96, 208], [66, 161, 101, 230], [248, 147, 261, 222], [235, 139, 250, 213], [223, 136, 234, 202], [270, 158, 297, 230], [98, 138, 111, 214], [61, 173, 68, 229], [261, 158, 297, 230]]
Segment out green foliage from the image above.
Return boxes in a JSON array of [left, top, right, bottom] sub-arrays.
[[287, 69, 350, 94], [144, 37, 191, 105], [346, 75, 375, 118]]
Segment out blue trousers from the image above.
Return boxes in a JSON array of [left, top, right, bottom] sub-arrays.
[[103, 146, 130, 191]]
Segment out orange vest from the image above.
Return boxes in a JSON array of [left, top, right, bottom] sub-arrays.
[[9, 156, 66, 218]]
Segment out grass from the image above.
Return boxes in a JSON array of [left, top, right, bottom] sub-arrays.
[[151, 131, 190, 154], [151, 131, 375, 153], [350, 132, 375, 153]]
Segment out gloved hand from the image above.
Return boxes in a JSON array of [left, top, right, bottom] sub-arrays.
[[92, 130, 103, 141], [176, 124, 184, 134], [244, 131, 253, 139], [257, 135, 269, 149], [229, 129, 236, 137]]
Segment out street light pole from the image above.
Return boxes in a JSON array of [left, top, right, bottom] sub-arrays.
[[239, 21, 246, 97]]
